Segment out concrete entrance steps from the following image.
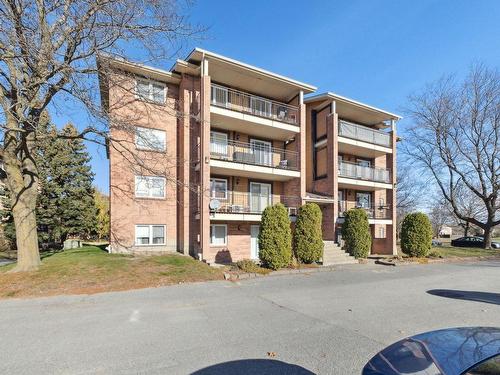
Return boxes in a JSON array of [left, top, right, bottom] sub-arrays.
[[322, 241, 358, 266]]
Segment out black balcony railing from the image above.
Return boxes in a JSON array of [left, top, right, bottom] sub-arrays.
[[211, 84, 300, 126], [338, 160, 391, 183], [338, 200, 392, 219], [210, 191, 301, 215], [338, 120, 392, 147], [210, 139, 299, 171]]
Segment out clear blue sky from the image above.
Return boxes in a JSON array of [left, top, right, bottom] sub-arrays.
[[76, 0, 500, 193]]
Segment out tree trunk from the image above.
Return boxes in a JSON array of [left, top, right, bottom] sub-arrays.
[[11, 186, 41, 271], [483, 226, 492, 249], [4, 113, 41, 272], [464, 222, 469, 237]]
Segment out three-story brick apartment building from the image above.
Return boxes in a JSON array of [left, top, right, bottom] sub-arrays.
[[99, 48, 399, 263]]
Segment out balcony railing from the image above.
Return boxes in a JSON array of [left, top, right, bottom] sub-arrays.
[[210, 191, 301, 215], [338, 160, 391, 183], [338, 200, 392, 220], [211, 84, 300, 126], [338, 120, 392, 147], [211, 139, 299, 171]]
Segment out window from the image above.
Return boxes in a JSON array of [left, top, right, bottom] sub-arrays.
[[135, 225, 165, 245], [210, 224, 227, 246], [135, 79, 166, 104], [377, 226, 386, 239], [210, 178, 227, 199], [210, 131, 228, 156], [135, 127, 166, 151], [356, 192, 372, 208], [135, 176, 165, 198]]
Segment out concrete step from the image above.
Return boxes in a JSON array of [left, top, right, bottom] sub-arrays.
[[322, 241, 358, 266]]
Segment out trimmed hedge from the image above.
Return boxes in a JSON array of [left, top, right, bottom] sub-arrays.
[[294, 203, 323, 263], [258, 203, 292, 270], [401, 212, 432, 257], [342, 208, 371, 258]]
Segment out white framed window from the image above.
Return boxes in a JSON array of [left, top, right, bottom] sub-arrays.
[[210, 178, 228, 199], [135, 79, 166, 104], [135, 176, 165, 198], [210, 224, 227, 246], [135, 225, 166, 246], [135, 126, 166, 151], [376, 226, 386, 239], [210, 131, 228, 156]]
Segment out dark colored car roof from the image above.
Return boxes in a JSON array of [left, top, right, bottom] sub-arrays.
[[362, 327, 500, 375]]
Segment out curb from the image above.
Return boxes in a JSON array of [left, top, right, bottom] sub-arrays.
[[224, 263, 361, 281], [375, 255, 500, 267]]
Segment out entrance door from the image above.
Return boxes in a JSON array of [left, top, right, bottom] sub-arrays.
[[250, 225, 260, 260], [357, 159, 371, 180], [250, 182, 272, 213], [356, 192, 371, 208], [250, 139, 272, 166]]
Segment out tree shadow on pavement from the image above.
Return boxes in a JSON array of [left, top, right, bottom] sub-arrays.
[[191, 359, 315, 375], [427, 289, 500, 305]]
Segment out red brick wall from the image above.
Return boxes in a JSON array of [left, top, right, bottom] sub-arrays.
[[108, 70, 180, 253]]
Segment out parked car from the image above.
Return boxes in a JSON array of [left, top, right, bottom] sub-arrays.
[[450, 236, 500, 249], [432, 239, 442, 246], [362, 327, 500, 375]]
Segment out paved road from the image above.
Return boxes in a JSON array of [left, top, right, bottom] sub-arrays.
[[1, 260, 499, 374]]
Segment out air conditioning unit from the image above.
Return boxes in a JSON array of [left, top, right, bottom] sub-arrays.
[[288, 207, 298, 216]]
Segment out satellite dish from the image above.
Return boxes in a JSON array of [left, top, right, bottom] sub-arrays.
[[209, 199, 220, 211]]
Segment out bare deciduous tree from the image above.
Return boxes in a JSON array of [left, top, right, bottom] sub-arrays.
[[396, 157, 423, 237], [0, 0, 199, 271], [404, 64, 500, 248]]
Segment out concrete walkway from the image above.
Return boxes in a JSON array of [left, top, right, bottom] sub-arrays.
[[0, 260, 499, 374]]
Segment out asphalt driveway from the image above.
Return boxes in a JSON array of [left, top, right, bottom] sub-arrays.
[[1, 260, 499, 374]]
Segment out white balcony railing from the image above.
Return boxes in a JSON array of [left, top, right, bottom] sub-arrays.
[[209, 191, 301, 215], [210, 139, 299, 171], [211, 84, 299, 126], [338, 160, 391, 183], [339, 120, 392, 147], [338, 200, 392, 219]]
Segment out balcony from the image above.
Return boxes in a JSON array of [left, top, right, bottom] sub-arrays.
[[210, 139, 300, 181], [338, 120, 393, 157], [210, 84, 301, 140], [338, 160, 391, 188], [209, 191, 301, 221], [338, 200, 392, 220]]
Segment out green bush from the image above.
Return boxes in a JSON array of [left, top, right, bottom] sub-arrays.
[[342, 208, 371, 258], [294, 203, 323, 263], [401, 212, 432, 257], [258, 203, 292, 270]]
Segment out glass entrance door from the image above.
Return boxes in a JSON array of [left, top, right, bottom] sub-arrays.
[[250, 139, 272, 166], [356, 192, 371, 208], [250, 182, 271, 213]]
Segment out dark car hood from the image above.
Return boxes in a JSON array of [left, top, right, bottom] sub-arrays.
[[362, 327, 500, 375]]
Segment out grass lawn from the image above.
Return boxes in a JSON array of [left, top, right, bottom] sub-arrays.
[[0, 246, 224, 299], [431, 245, 499, 258]]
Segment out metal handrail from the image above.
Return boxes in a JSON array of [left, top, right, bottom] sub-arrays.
[[338, 120, 392, 147], [338, 200, 392, 219], [338, 160, 391, 183], [210, 139, 299, 171], [211, 84, 300, 126], [210, 191, 301, 214]]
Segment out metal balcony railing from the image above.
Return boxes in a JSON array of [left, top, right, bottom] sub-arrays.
[[338, 120, 392, 147], [338, 160, 391, 183], [338, 200, 392, 219], [210, 191, 301, 215], [211, 84, 300, 126], [210, 139, 299, 171]]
